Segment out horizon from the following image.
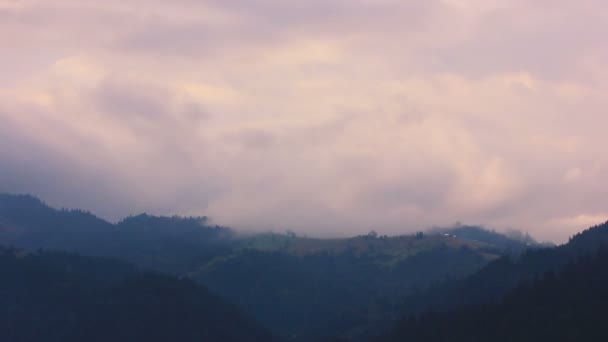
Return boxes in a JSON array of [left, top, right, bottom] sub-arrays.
[[2, 1, 608, 243], [0, 192, 576, 244]]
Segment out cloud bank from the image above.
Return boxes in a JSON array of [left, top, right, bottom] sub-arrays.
[[1, 0, 607, 242]]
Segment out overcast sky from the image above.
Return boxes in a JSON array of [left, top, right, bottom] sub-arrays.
[[1, 0, 607, 242]]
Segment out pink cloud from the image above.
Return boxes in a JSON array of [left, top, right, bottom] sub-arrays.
[[1, 0, 607, 242]]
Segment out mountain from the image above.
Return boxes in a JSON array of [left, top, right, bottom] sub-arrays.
[[396, 221, 608, 317], [0, 194, 234, 272], [429, 224, 546, 254], [379, 244, 608, 341], [0, 247, 278, 342], [191, 232, 504, 340], [0, 193, 539, 340], [181, 229, 540, 339]]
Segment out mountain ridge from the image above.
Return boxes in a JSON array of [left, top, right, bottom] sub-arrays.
[[0, 193, 547, 340]]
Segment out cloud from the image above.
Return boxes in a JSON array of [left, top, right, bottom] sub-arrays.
[[1, 0, 607, 242]]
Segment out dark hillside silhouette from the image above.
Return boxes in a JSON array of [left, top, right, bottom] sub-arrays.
[[380, 245, 608, 342], [399, 221, 608, 316], [0, 247, 278, 342]]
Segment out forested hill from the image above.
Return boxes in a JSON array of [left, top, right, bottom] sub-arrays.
[[430, 225, 544, 253], [0, 193, 234, 272], [0, 247, 278, 342], [379, 244, 608, 342], [397, 221, 608, 317]]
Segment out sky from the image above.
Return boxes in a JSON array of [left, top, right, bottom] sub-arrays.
[[1, 0, 607, 242]]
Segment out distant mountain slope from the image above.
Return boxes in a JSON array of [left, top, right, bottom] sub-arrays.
[[380, 245, 608, 342], [429, 225, 546, 254], [399, 221, 608, 316], [0, 247, 278, 342], [238, 231, 500, 257], [0, 194, 234, 272]]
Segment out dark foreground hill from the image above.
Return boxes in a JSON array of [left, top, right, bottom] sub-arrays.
[[379, 245, 608, 342], [398, 221, 608, 316], [0, 247, 278, 342]]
